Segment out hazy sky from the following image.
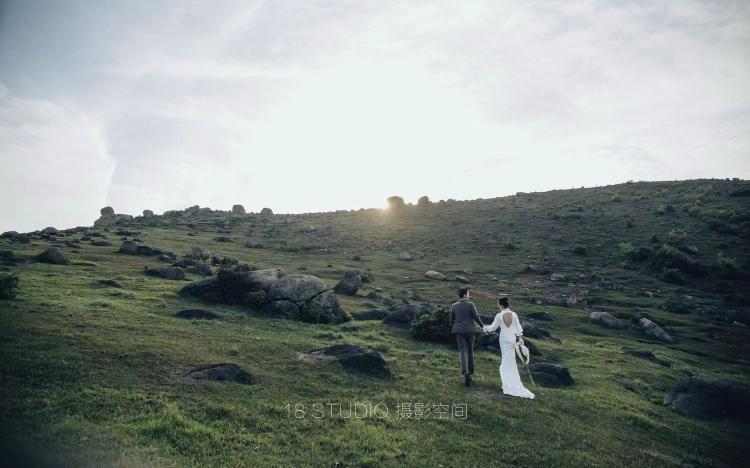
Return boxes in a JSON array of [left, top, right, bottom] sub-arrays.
[[1, 0, 749, 232]]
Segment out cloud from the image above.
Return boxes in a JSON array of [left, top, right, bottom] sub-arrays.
[[0, 84, 116, 232]]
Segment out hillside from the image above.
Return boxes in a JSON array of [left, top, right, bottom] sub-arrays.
[[1, 178, 749, 467]]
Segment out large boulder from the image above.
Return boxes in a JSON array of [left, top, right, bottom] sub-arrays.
[[520, 321, 551, 339], [119, 240, 165, 256], [260, 207, 273, 215], [264, 274, 348, 323], [180, 269, 266, 306], [351, 309, 389, 321], [145, 267, 185, 280], [527, 311, 553, 321], [454, 274, 470, 284], [664, 377, 750, 420], [333, 270, 362, 296], [398, 252, 413, 262], [528, 362, 574, 387], [383, 303, 432, 325], [1, 231, 30, 244], [417, 196, 430, 207], [100, 207, 114, 216], [232, 204, 246, 214], [36, 248, 69, 265], [143, 209, 154, 217], [94, 213, 133, 227], [188, 364, 253, 385], [425, 271, 446, 281], [308, 344, 391, 378], [639, 317, 674, 343], [41, 227, 58, 235], [387, 196, 405, 210], [589, 311, 624, 329], [172, 259, 213, 276]]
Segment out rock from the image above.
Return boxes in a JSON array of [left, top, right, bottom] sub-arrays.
[[454, 274, 470, 284], [232, 204, 245, 214], [143, 210, 154, 217], [264, 274, 348, 324], [520, 321, 550, 339], [36, 248, 69, 265], [172, 259, 213, 276], [145, 267, 186, 280], [249, 268, 286, 290], [528, 362, 574, 387], [214, 236, 232, 242], [175, 309, 221, 320], [94, 213, 134, 227], [589, 311, 624, 329], [180, 269, 266, 306], [638, 318, 674, 343], [398, 252, 413, 262], [425, 271, 446, 281], [266, 274, 329, 303], [417, 196, 430, 207], [383, 303, 432, 325], [527, 311, 553, 321], [1, 231, 30, 244], [664, 377, 750, 420], [351, 309, 389, 320], [260, 207, 273, 215], [211, 255, 239, 266], [41, 227, 58, 235], [334, 270, 362, 296], [663, 295, 695, 314], [245, 240, 263, 249], [309, 344, 391, 378], [550, 273, 566, 281], [96, 279, 122, 288], [90, 240, 113, 246], [387, 196, 405, 210], [119, 240, 155, 256], [100, 206, 115, 216], [188, 363, 253, 384]]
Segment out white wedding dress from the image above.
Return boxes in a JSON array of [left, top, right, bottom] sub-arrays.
[[484, 309, 535, 399]]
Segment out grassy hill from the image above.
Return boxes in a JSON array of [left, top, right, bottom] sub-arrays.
[[1, 178, 748, 467]]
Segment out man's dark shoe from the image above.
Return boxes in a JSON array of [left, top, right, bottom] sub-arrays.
[[464, 374, 471, 387]]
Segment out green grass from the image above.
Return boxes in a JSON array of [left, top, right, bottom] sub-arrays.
[[1, 179, 748, 466]]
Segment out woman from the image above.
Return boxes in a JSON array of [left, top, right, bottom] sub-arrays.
[[483, 296, 535, 399]]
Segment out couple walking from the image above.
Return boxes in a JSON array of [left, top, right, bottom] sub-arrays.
[[450, 287, 535, 399]]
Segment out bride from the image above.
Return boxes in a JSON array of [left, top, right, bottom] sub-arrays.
[[483, 296, 535, 399]]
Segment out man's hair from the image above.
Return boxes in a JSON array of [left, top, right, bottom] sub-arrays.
[[458, 287, 470, 299], [498, 296, 509, 308]]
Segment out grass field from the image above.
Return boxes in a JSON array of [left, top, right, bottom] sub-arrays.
[[1, 179, 748, 466]]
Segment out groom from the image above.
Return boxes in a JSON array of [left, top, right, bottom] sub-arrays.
[[450, 287, 485, 387]]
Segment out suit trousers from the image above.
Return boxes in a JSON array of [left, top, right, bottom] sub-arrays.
[[456, 333, 476, 375]]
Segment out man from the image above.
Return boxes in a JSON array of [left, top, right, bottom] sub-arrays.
[[450, 287, 485, 386]]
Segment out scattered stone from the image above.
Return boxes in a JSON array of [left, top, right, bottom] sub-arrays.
[[260, 207, 273, 215], [100, 206, 115, 216], [425, 271, 446, 281], [41, 227, 58, 235], [175, 309, 221, 320], [173, 259, 213, 276], [417, 196, 431, 207], [214, 236, 232, 242], [520, 321, 550, 339], [232, 204, 246, 214], [94, 213, 134, 227], [145, 267, 186, 280], [308, 344, 391, 378], [188, 364, 253, 384], [333, 270, 362, 296], [36, 248, 69, 265], [398, 252, 413, 262], [455, 274, 470, 284], [245, 240, 263, 249], [550, 273, 566, 281], [527, 311, 553, 321], [211, 255, 239, 267], [351, 309, 389, 321], [664, 377, 750, 420], [528, 362, 574, 387], [90, 240, 113, 247], [383, 303, 432, 325], [638, 318, 673, 343], [119, 240, 163, 256], [589, 311, 625, 329]]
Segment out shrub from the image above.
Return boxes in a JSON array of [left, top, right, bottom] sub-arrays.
[[652, 244, 708, 276], [617, 242, 634, 257], [708, 220, 738, 235], [718, 255, 739, 279], [663, 295, 694, 314], [0, 273, 19, 300], [666, 230, 687, 248], [617, 243, 652, 263], [659, 268, 686, 285], [410, 307, 453, 344], [572, 246, 587, 256]]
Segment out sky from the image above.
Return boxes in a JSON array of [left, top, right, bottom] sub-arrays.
[[1, 0, 749, 232]]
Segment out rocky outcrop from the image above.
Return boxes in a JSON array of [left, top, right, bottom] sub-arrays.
[[307, 344, 391, 378], [417, 196, 430, 207], [119, 240, 175, 259], [664, 377, 750, 420], [145, 266, 186, 280], [143, 210, 154, 217], [638, 318, 673, 343], [100, 206, 115, 216], [260, 207, 273, 215], [232, 204, 246, 214], [528, 362, 574, 387], [36, 247, 69, 265], [333, 270, 361, 296], [94, 213, 134, 228], [589, 311, 624, 329], [383, 303, 431, 325]]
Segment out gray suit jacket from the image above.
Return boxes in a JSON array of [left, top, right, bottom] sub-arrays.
[[450, 300, 485, 334]]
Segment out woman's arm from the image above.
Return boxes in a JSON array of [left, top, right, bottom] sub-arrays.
[[483, 313, 502, 333], [513, 312, 524, 336]]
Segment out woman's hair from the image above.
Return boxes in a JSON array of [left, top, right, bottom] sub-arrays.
[[458, 287, 469, 299], [498, 296, 509, 308]]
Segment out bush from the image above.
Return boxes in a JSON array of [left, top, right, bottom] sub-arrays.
[[617, 242, 634, 257], [617, 243, 652, 263], [666, 230, 687, 248], [718, 255, 739, 279], [0, 273, 19, 300], [652, 244, 708, 276], [659, 268, 686, 285], [410, 307, 453, 344], [708, 220, 738, 235], [572, 246, 587, 256]]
